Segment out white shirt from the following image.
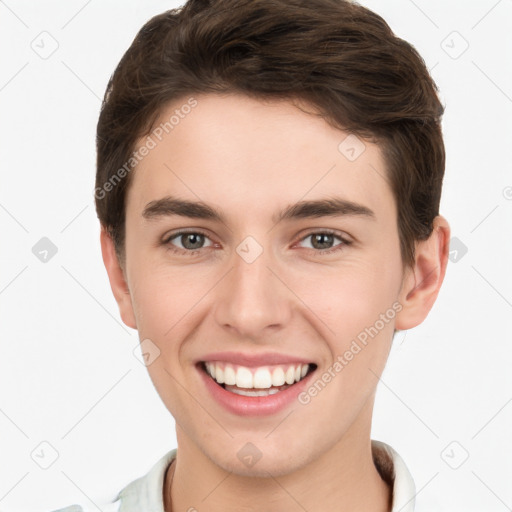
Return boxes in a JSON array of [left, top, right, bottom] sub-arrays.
[[51, 440, 423, 512]]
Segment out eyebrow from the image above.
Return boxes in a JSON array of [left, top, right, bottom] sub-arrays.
[[142, 195, 376, 224]]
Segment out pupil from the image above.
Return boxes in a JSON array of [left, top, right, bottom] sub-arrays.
[[313, 233, 333, 249], [183, 233, 204, 250]]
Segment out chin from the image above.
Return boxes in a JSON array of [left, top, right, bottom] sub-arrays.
[[224, 456, 303, 478], [204, 441, 314, 478]]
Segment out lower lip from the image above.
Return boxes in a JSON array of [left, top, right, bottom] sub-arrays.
[[198, 364, 315, 417]]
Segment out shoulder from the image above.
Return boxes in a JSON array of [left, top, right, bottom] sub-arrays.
[[50, 449, 177, 512]]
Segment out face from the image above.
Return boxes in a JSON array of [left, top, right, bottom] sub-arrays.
[[115, 93, 417, 476]]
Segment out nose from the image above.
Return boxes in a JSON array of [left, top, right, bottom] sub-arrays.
[[213, 240, 292, 341]]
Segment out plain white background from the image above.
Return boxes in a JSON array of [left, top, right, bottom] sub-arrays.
[[0, 1, 511, 510]]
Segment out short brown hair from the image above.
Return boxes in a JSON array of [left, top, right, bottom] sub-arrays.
[[95, 0, 445, 270]]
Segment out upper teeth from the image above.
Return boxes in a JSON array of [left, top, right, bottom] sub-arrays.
[[204, 362, 310, 389]]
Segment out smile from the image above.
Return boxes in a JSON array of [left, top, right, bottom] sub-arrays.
[[201, 361, 316, 397]]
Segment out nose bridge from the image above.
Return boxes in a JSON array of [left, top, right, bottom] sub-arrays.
[[214, 236, 290, 338]]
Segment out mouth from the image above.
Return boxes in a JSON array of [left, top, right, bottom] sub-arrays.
[[199, 361, 317, 397]]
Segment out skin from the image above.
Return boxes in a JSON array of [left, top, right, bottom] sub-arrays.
[[101, 92, 450, 511]]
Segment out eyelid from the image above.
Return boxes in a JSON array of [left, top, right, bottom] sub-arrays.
[[296, 227, 352, 242], [162, 228, 211, 243]]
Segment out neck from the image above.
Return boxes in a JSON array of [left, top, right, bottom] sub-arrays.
[[164, 421, 392, 512]]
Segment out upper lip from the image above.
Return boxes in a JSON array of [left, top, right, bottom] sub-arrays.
[[198, 351, 315, 367]]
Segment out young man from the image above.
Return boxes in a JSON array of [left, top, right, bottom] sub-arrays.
[[57, 0, 450, 510]]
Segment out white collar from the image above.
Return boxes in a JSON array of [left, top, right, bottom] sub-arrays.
[[372, 440, 416, 511]]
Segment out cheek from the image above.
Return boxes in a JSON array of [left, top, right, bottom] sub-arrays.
[[297, 264, 399, 415], [128, 258, 213, 349], [290, 256, 401, 398], [292, 257, 400, 339], [127, 264, 203, 410], [132, 281, 182, 336]]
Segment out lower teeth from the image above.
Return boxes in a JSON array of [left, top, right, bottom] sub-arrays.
[[223, 384, 291, 396]]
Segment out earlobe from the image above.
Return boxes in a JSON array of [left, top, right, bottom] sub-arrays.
[[395, 215, 451, 331], [100, 228, 137, 330]]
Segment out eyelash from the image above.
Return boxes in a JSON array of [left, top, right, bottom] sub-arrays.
[[162, 229, 352, 256]]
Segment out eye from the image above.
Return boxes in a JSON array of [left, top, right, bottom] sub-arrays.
[[297, 230, 352, 255], [161, 229, 352, 256], [163, 230, 214, 254]]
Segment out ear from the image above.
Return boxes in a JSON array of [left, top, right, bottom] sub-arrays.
[[100, 228, 137, 330], [395, 215, 451, 330]]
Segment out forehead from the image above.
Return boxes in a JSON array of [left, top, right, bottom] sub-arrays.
[[126, 93, 396, 225]]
